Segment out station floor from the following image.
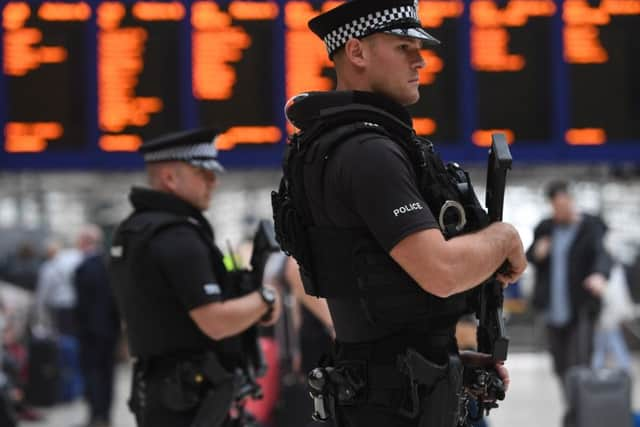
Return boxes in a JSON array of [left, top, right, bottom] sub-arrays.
[[21, 352, 640, 427]]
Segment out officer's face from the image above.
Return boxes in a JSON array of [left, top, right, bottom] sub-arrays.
[[172, 163, 217, 211], [363, 34, 425, 106]]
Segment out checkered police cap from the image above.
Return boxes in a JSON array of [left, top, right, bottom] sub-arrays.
[[139, 128, 224, 173], [309, 0, 440, 58]]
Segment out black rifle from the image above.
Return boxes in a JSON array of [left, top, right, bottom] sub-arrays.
[[229, 220, 280, 402], [476, 132, 512, 362], [461, 133, 512, 425]]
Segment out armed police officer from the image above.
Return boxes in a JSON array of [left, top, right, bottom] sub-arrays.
[[110, 129, 282, 427], [271, 1, 527, 426]]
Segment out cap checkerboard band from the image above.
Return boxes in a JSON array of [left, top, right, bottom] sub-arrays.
[[143, 142, 219, 163], [323, 5, 419, 55]]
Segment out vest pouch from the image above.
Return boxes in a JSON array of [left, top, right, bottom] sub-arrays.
[[272, 180, 315, 280], [160, 361, 205, 412]]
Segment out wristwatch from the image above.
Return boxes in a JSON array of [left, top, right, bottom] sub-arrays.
[[259, 287, 276, 321]]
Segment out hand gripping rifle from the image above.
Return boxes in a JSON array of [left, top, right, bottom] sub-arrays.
[[463, 133, 512, 423]]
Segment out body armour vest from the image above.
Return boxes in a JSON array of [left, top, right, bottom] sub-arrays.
[[110, 207, 243, 365], [272, 91, 490, 341]]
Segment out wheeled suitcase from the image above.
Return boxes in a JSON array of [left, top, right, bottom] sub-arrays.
[[565, 366, 633, 427], [25, 336, 60, 406]]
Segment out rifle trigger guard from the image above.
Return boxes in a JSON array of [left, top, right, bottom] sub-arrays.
[[438, 200, 466, 233]]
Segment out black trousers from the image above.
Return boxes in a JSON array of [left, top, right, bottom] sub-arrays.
[[133, 374, 199, 427], [338, 405, 418, 427], [79, 336, 118, 423], [130, 365, 245, 427]]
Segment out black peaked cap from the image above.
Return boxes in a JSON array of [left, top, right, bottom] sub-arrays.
[[308, 0, 440, 57], [139, 128, 224, 172]]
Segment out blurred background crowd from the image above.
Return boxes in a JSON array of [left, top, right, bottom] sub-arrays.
[[0, 165, 639, 426], [0, 0, 639, 424]]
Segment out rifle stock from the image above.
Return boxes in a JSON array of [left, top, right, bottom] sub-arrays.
[[476, 133, 512, 362]]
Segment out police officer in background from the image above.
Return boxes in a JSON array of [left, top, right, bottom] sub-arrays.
[[271, 1, 527, 426], [110, 129, 281, 427]]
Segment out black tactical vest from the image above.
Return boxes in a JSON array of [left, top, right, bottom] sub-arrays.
[[272, 92, 490, 339], [110, 209, 241, 362]]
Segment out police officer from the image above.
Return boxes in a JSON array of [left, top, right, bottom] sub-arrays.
[[110, 128, 282, 427], [271, 1, 527, 426]]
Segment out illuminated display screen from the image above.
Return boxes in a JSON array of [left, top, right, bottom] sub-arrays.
[[470, 0, 554, 146], [0, 0, 638, 170], [193, 1, 283, 151], [564, 0, 640, 145], [96, 1, 182, 152], [3, 1, 90, 153]]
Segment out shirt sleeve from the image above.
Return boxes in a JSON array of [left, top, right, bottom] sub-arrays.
[[150, 226, 222, 311], [338, 136, 439, 251]]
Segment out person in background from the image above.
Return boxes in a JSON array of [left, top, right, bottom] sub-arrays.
[[74, 224, 121, 427], [35, 239, 82, 335], [527, 180, 611, 390], [283, 257, 333, 376], [0, 300, 18, 427], [0, 242, 40, 293]]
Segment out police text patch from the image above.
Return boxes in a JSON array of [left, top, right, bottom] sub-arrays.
[[203, 283, 221, 296], [393, 202, 423, 217]]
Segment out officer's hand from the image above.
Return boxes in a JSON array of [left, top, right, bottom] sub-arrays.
[[259, 285, 282, 327], [496, 224, 527, 287], [494, 361, 510, 392], [459, 350, 510, 392]]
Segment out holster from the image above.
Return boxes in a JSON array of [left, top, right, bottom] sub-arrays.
[[308, 348, 464, 427], [399, 351, 463, 427], [132, 352, 237, 427], [190, 353, 236, 427]]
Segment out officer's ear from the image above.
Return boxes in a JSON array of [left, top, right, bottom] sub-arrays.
[[343, 38, 368, 68], [159, 163, 180, 193]]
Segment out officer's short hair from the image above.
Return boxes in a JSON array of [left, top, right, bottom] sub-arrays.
[[545, 180, 570, 201]]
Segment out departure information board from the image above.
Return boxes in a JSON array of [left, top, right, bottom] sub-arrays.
[[3, 1, 90, 153], [1, 0, 638, 170]]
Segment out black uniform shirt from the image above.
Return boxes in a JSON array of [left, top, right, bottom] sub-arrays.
[[112, 188, 242, 365], [324, 135, 439, 251], [303, 92, 441, 342]]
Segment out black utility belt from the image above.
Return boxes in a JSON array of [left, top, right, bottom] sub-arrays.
[[309, 348, 459, 423], [335, 331, 454, 361]]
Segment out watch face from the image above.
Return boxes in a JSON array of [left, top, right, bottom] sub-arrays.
[[262, 288, 276, 304]]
